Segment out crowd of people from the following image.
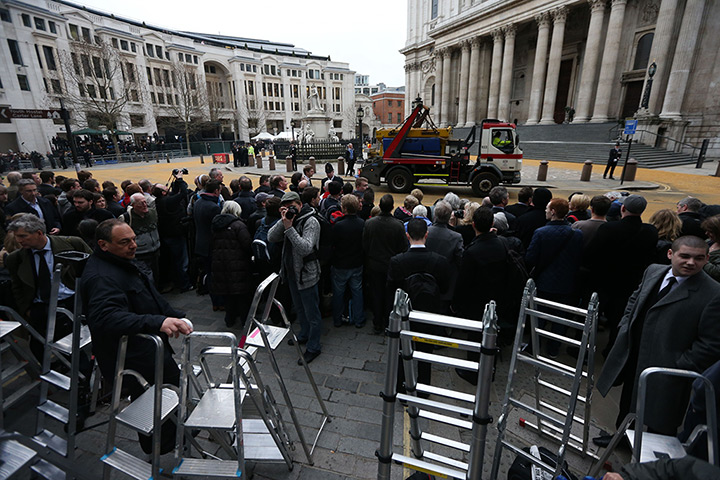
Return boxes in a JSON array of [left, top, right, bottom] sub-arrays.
[[1, 161, 720, 458]]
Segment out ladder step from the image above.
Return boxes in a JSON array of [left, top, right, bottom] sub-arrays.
[[172, 458, 242, 477], [37, 400, 69, 424], [416, 383, 475, 403], [0, 321, 22, 338], [392, 453, 466, 480], [527, 308, 585, 331], [400, 330, 482, 353], [421, 432, 470, 452], [413, 351, 478, 371], [242, 419, 288, 462], [509, 397, 565, 428], [0, 439, 37, 478], [537, 379, 587, 403], [40, 370, 71, 391], [535, 327, 582, 347], [3, 380, 40, 410], [185, 388, 244, 430], [516, 354, 575, 378], [531, 297, 588, 316], [30, 458, 66, 480], [418, 409, 472, 429], [51, 325, 92, 356], [116, 386, 179, 434], [34, 429, 68, 456], [1, 361, 27, 383], [408, 311, 484, 332], [423, 450, 468, 471], [539, 400, 586, 425], [397, 393, 473, 417], [100, 447, 156, 480]]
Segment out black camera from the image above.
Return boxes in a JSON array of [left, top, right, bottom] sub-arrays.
[[172, 168, 189, 176], [453, 210, 464, 219], [285, 206, 299, 220]]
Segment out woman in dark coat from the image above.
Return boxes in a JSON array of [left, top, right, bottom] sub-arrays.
[[210, 201, 253, 328]]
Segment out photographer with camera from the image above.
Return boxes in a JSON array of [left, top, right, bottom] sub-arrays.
[[268, 191, 323, 364], [154, 168, 192, 293]]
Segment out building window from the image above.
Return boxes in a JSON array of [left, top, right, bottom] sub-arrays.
[[146, 67, 152, 85], [185, 53, 191, 63], [87, 84, 96, 98], [7, 40, 23, 65], [130, 42, 136, 53], [0, 9, 11, 22], [21, 13, 31, 27], [155, 45, 162, 58], [120, 39, 128, 51], [397, 113, 402, 123], [388, 113, 392, 123], [69, 24, 79, 40], [147, 44, 154, 57], [111, 38, 118, 48], [48, 21, 56, 33], [81, 27, 90, 43], [157, 92, 164, 104], [34, 17, 46, 30], [193, 56, 198, 64], [387, 100, 392, 106], [130, 114, 144, 127], [130, 90, 139, 102], [154, 68, 162, 87], [397, 100, 402, 107], [431, 0, 438, 19], [17, 74, 30, 91], [633, 33, 654, 71], [43, 46, 56, 70], [150, 92, 156, 104]]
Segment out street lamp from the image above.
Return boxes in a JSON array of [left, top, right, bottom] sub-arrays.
[[290, 120, 296, 142], [356, 106, 365, 143], [640, 61, 657, 109]]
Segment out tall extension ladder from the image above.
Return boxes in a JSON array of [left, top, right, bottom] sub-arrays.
[[376, 289, 500, 480], [0, 313, 40, 430], [490, 279, 599, 479]]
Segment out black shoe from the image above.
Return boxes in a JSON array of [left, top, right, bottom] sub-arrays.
[[603, 175, 607, 179], [298, 349, 320, 365], [287, 337, 308, 346], [592, 434, 613, 448], [455, 367, 478, 386], [610, 176, 616, 180]]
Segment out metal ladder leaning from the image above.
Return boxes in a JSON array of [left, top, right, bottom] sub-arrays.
[[173, 331, 294, 478], [490, 278, 599, 479], [0, 429, 92, 480], [101, 334, 179, 480], [376, 289, 500, 480], [242, 272, 331, 463]]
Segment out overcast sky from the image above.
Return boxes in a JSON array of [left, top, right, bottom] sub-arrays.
[[76, 0, 408, 87]]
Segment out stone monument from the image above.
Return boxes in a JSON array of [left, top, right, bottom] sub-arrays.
[[301, 85, 331, 141]]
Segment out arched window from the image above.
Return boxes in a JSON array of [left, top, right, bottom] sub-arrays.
[[431, 84, 436, 105], [633, 33, 654, 70], [431, 0, 438, 19]]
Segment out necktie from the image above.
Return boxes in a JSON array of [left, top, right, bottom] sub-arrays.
[[35, 251, 52, 303], [653, 277, 676, 306]]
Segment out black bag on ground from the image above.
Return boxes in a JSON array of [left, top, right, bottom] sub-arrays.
[[507, 446, 578, 480]]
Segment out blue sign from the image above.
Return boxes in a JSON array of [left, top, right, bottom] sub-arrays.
[[624, 119, 638, 135]]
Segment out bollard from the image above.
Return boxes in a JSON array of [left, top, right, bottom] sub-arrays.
[[537, 160, 549, 181], [716, 160, 720, 178], [309, 156, 316, 172], [623, 158, 638, 182], [256, 155, 263, 169], [337, 156, 345, 176], [200, 154, 204, 164], [269, 155, 276, 171], [580, 160, 593, 181], [286, 156, 293, 173], [166, 154, 170, 163]]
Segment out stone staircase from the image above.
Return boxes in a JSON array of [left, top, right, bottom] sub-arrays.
[[455, 122, 700, 169]]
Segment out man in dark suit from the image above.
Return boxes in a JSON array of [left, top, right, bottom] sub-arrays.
[[426, 200, 463, 304], [676, 196, 706, 239], [6, 214, 91, 360], [604, 142, 622, 179], [5, 179, 62, 234], [505, 186, 533, 218], [37, 171, 61, 197], [597, 235, 720, 437], [489, 186, 517, 233], [515, 187, 552, 248], [585, 195, 658, 354], [62, 189, 114, 237]]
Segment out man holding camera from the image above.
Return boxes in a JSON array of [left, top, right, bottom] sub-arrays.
[[154, 169, 191, 292], [268, 191, 323, 364]]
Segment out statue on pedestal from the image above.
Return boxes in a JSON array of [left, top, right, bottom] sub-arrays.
[[303, 125, 315, 143], [328, 126, 339, 142], [309, 85, 323, 112]]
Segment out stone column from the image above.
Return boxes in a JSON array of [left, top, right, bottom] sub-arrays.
[[590, 0, 628, 123], [414, 63, 423, 101], [573, 0, 607, 122], [638, 0, 679, 115], [526, 13, 551, 124], [497, 24, 517, 122], [465, 37, 481, 126], [487, 28, 504, 119], [477, 40, 491, 120], [440, 48, 453, 126], [539, 7, 568, 125], [435, 50, 444, 118], [660, 0, 706, 120], [457, 40, 471, 126], [404, 63, 413, 116]]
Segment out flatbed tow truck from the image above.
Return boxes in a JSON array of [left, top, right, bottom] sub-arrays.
[[358, 97, 522, 196]]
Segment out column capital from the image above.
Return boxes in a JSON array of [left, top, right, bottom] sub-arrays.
[[588, 0, 607, 13], [610, 0, 628, 8], [491, 28, 504, 42], [459, 39, 471, 52], [535, 12, 552, 28], [437, 47, 451, 58], [552, 6, 569, 23], [504, 24, 517, 39], [470, 36, 482, 49]]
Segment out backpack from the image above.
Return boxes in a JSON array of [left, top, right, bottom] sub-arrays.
[[252, 217, 279, 271], [404, 272, 440, 312]]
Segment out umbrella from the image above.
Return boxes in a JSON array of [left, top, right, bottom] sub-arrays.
[[251, 131, 274, 141], [273, 131, 294, 141], [71, 127, 105, 135]]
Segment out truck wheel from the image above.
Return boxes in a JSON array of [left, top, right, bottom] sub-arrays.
[[471, 172, 498, 197], [386, 168, 414, 193]]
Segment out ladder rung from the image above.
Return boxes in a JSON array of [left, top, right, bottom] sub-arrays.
[[50, 325, 92, 355], [400, 330, 482, 353], [40, 370, 71, 391], [30, 458, 66, 480], [397, 393, 473, 417], [172, 458, 242, 477], [392, 453, 466, 480], [421, 432, 470, 452], [34, 429, 67, 456], [537, 379, 587, 403], [523, 419, 589, 451], [539, 355, 588, 378], [418, 409, 472, 429], [508, 397, 564, 428], [526, 308, 586, 331], [423, 450, 468, 471], [413, 351, 478, 372], [534, 327, 582, 347], [531, 298, 588, 316], [101, 447, 155, 480], [37, 399, 69, 424], [408, 310, 484, 332], [2, 362, 28, 383], [0, 321, 22, 338], [539, 400, 586, 425], [116, 386, 178, 434], [416, 383, 475, 403], [0, 439, 37, 477], [516, 354, 574, 378], [3, 380, 40, 410]]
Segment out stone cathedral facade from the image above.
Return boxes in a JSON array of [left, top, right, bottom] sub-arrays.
[[402, 0, 720, 158]]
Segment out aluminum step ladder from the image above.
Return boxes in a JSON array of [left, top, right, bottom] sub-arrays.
[[173, 331, 293, 478], [241, 273, 331, 463], [588, 367, 719, 477], [377, 289, 500, 480], [490, 279, 599, 479], [0, 429, 91, 480], [101, 334, 179, 480], [0, 316, 40, 429]]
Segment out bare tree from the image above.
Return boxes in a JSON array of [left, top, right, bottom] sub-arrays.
[[236, 94, 268, 141], [57, 38, 143, 159]]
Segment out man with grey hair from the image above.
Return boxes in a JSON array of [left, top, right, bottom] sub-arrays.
[[137, 179, 156, 208], [5, 179, 62, 234], [5, 171, 21, 201], [489, 185, 517, 233], [122, 193, 160, 283], [6, 214, 91, 360], [677, 196, 706, 239], [209, 167, 231, 200], [426, 200, 463, 303]]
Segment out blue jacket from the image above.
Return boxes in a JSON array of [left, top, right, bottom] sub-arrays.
[[525, 220, 583, 295]]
